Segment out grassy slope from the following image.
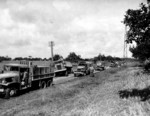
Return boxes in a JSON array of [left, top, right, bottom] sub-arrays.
[[1, 63, 150, 116]]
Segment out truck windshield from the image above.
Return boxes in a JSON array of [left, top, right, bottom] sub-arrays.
[[79, 63, 86, 66], [10, 67, 19, 71], [4, 66, 19, 71], [0, 77, 16, 84]]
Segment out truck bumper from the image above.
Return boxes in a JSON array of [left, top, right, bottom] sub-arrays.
[[54, 69, 67, 77], [74, 72, 85, 77]]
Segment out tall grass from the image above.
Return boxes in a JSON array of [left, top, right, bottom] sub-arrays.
[[121, 70, 150, 90], [2, 64, 150, 116]]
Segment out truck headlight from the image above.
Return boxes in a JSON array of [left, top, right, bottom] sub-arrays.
[[2, 79, 6, 84], [0, 88, 4, 92]]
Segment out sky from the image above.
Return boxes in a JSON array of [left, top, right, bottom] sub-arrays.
[[0, 0, 146, 58]]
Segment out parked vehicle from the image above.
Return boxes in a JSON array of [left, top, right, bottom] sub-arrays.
[[64, 61, 73, 74], [54, 59, 68, 77], [0, 60, 54, 98], [74, 61, 92, 77], [95, 61, 105, 71], [95, 65, 105, 71], [110, 62, 118, 67]]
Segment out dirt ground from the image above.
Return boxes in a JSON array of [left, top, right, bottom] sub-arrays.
[[0, 62, 150, 116]]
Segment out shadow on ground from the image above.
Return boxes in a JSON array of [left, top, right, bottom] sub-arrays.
[[118, 87, 150, 101]]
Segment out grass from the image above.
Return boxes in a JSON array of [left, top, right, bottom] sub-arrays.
[[1, 62, 150, 116]]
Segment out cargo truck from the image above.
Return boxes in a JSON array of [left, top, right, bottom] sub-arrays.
[[0, 60, 55, 98]]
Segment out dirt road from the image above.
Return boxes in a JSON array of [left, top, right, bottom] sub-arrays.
[[54, 71, 100, 85], [53, 74, 77, 85]]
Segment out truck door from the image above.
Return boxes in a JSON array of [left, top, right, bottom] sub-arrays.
[[28, 62, 33, 87], [50, 62, 55, 76], [28, 67, 32, 87]]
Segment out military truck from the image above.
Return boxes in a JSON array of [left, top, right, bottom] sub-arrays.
[[54, 59, 73, 77], [95, 61, 105, 71], [0, 61, 54, 98], [74, 61, 92, 77]]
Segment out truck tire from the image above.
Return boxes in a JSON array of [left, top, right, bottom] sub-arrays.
[[65, 71, 68, 76], [85, 71, 89, 75], [54, 73, 56, 77], [4, 88, 17, 99], [47, 79, 53, 87], [40, 81, 46, 89], [74, 73, 77, 77]]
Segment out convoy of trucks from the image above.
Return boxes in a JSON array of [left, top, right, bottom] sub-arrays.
[[0, 59, 110, 98]]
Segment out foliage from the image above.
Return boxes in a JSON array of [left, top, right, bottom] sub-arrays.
[[14, 57, 43, 61], [4, 53, 122, 63], [129, 43, 150, 60], [93, 54, 121, 62], [65, 52, 83, 62], [53, 54, 63, 61], [123, 1, 150, 60], [0, 56, 11, 62]]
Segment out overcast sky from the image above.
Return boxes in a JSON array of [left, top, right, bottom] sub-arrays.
[[0, 0, 146, 58]]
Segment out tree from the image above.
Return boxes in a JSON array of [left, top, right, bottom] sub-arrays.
[[65, 52, 82, 62], [14, 57, 23, 60], [129, 44, 150, 60], [14, 57, 42, 61], [53, 54, 62, 61], [123, 1, 150, 60], [0, 56, 11, 62], [93, 54, 121, 62]]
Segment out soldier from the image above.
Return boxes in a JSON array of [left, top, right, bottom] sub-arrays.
[[144, 58, 150, 71], [22, 69, 29, 86], [89, 66, 94, 77]]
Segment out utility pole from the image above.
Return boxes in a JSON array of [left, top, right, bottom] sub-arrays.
[[49, 41, 54, 61], [123, 25, 128, 62]]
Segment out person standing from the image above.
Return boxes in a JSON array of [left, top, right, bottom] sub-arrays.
[[89, 66, 94, 77], [22, 69, 29, 86]]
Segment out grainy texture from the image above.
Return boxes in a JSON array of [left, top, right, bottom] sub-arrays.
[[0, 63, 150, 116]]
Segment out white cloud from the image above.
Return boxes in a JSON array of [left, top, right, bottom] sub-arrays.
[[53, 0, 70, 11], [0, 9, 14, 28], [0, 0, 143, 58]]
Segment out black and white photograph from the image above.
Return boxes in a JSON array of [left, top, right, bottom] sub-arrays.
[[0, 0, 150, 115]]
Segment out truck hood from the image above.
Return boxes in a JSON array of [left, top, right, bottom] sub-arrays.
[[77, 66, 85, 69], [0, 71, 19, 79]]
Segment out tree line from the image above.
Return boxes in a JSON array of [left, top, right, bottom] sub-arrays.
[[0, 56, 12, 62], [0, 52, 122, 63]]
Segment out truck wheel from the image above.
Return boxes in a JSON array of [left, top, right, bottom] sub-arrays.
[[65, 71, 68, 76], [53, 73, 56, 77], [74, 74, 76, 77], [4, 88, 17, 99], [40, 81, 46, 89], [85, 71, 88, 75], [47, 79, 53, 87]]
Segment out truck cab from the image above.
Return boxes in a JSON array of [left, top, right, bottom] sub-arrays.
[[0, 63, 30, 98], [74, 61, 92, 77], [54, 59, 68, 77]]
